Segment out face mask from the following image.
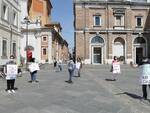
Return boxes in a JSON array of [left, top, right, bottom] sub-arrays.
[[10, 59, 14, 61]]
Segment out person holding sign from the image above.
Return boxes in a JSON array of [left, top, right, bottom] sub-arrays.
[[5, 55, 18, 93], [28, 58, 40, 83], [131, 57, 150, 100], [141, 58, 150, 100], [111, 56, 120, 81]]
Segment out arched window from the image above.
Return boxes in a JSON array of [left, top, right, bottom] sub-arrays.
[[134, 37, 145, 44], [114, 37, 125, 45], [91, 36, 104, 44]]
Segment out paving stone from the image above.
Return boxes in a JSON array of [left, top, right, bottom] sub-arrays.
[[0, 64, 150, 113]]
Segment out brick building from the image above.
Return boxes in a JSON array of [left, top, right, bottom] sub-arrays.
[[74, 0, 150, 64], [27, 0, 52, 26]]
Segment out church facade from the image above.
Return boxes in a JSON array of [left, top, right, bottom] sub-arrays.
[[74, 0, 150, 64]]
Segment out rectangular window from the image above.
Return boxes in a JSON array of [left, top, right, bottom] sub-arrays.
[[12, 42, 16, 57], [2, 3, 8, 21], [13, 11, 17, 26], [136, 17, 142, 27], [114, 15, 124, 29], [2, 40, 7, 57], [94, 15, 101, 26], [42, 48, 47, 55], [42, 36, 47, 41], [116, 16, 121, 26]]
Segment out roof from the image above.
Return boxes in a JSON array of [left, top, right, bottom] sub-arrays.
[[45, 22, 62, 30]]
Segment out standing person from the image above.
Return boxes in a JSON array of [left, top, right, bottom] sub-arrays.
[[111, 56, 120, 81], [53, 58, 57, 70], [66, 57, 75, 83], [58, 59, 62, 71], [131, 57, 150, 100], [75, 57, 82, 77], [28, 58, 40, 83], [5, 55, 18, 93]]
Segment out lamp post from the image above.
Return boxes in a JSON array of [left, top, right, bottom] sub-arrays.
[[22, 16, 41, 69], [23, 17, 30, 69]]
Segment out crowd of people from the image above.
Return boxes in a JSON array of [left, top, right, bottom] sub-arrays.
[[2, 54, 150, 102], [2, 55, 83, 93], [53, 57, 82, 83]]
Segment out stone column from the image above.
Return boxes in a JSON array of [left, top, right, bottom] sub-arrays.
[[126, 33, 133, 64]]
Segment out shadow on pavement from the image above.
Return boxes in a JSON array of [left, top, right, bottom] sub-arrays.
[[105, 78, 116, 81], [118, 92, 150, 104], [115, 92, 148, 101], [116, 92, 142, 99]]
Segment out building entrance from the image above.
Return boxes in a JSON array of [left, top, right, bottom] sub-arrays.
[[134, 37, 146, 64], [90, 36, 104, 64], [136, 47, 143, 64], [113, 37, 125, 59], [92, 47, 101, 64]]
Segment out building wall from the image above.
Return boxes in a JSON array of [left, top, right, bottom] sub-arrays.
[[74, 0, 150, 64], [0, 0, 21, 65], [20, 28, 54, 64], [62, 45, 69, 63], [20, 0, 28, 22], [41, 34, 48, 60]]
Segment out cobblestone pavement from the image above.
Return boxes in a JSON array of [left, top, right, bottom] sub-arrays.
[[0, 64, 150, 113]]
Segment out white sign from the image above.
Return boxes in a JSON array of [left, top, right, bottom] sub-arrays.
[[28, 63, 40, 73], [140, 64, 150, 85], [113, 62, 120, 74], [7, 64, 18, 75]]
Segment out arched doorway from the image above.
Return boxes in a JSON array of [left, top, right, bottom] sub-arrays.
[[113, 37, 125, 60], [134, 37, 146, 64], [91, 36, 104, 64]]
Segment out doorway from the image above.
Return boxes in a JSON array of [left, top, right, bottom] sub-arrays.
[[113, 37, 125, 59], [134, 37, 146, 64], [92, 47, 101, 64], [136, 47, 143, 64]]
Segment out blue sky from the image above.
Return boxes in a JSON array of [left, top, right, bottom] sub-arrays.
[[51, 0, 74, 49]]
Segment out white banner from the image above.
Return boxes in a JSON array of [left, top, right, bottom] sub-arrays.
[[7, 64, 18, 75], [140, 64, 150, 85], [28, 63, 40, 73], [113, 62, 120, 74]]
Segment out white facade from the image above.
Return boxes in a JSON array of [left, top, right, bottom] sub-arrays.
[[0, 0, 21, 65], [20, 26, 53, 64], [20, 0, 28, 22], [20, 0, 53, 64]]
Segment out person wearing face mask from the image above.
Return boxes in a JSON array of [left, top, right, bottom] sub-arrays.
[[111, 56, 120, 81], [5, 55, 18, 93]]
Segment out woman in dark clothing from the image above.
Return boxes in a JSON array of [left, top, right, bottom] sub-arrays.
[[131, 57, 150, 100], [138, 58, 150, 100]]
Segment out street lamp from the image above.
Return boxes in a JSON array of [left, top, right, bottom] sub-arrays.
[[22, 16, 41, 69], [23, 17, 30, 69]]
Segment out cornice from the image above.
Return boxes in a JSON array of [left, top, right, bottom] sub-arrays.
[[74, 0, 150, 7], [74, 29, 150, 34]]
